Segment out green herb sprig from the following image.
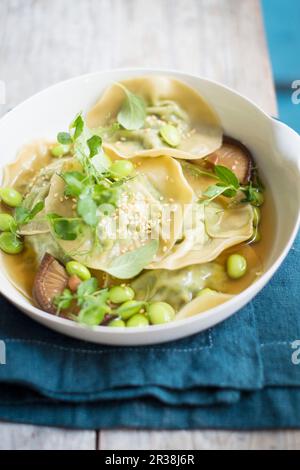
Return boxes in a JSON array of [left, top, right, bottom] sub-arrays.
[[54, 277, 111, 326], [201, 165, 264, 206], [52, 114, 133, 245]]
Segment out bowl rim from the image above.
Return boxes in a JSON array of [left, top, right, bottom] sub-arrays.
[[0, 67, 299, 337]]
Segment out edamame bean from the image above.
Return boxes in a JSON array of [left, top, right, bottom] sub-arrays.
[[0, 187, 22, 208], [252, 207, 261, 227], [108, 319, 126, 328], [226, 254, 247, 279], [196, 288, 216, 297], [159, 124, 181, 147], [66, 261, 91, 281], [126, 314, 149, 328], [110, 160, 134, 178], [148, 301, 175, 325], [117, 300, 145, 320], [0, 213, 15, 232], [0, 232, 24, 254], [108, 285, 135, 304], [51, 143, 70, 158]]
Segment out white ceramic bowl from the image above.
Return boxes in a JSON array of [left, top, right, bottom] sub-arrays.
[[0, 69, 299, 345]]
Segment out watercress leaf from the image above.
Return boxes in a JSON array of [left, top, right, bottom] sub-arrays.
[[54, 288, 73, 311], [117, 85, 146, 130], [203, 184, 229, 199], [15, 201, 45, 226], [54, 220, 79, 240], [15, 206, 31, 225], [47, 214, 80, 240], [62, 171, 86, 197], [215, 183, 237, 198], [78, 301, 109, 326], [252, 169, 265, 191], [30, 201, 45, 218], [242, 185, 263, 205], [221, 187, 237, 198], [106, 239, 159, 279], [214, 165, 239, 189], [77, 195, 98, 226], [77, 277, 99, 300], [71, 114, 84, 140], [90, 152, 111, 175], [87, 135, 102, 158], [57, 132, 72, 145]]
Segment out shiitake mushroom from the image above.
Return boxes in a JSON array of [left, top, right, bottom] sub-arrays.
[[32, 253, 69, 313], [205, 136, 253, 184]]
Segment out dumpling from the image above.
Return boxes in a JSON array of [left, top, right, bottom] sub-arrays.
[[3, 140, 54, 192], [86, 76, 222, 160], [176, 289, 233, 319], [148, 202, 253, 269], [44, 155, 194, 272], [148, 163, 254, 270], [131, 263, 229, 311]]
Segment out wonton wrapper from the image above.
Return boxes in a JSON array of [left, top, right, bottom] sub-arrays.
[[131, 262, 228, 311], [149, 188, 254, 270], [2, 141, 69, 236], [176, 290, 233, 319], [3, 140, 53, 192], [44, 156, 193, 271], [87, 76, 222, 160]]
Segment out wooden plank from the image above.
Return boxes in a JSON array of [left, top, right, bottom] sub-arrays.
[[0, 0, 276, 116], [0, 0, 291, 450], [0, 423, 95, 450], [100, 430, 300, 450]]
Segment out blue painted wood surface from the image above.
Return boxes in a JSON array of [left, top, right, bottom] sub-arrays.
[[262, 0, 300, 131]]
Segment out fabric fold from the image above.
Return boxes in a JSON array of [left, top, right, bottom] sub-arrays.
[[0, 232, 298, 429]]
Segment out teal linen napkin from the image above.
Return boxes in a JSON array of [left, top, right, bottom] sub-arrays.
[[0, 232, 299, 429]]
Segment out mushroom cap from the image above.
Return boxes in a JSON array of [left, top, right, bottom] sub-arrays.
[[32, 253, 68, 313], [206, 136, 253, 184]]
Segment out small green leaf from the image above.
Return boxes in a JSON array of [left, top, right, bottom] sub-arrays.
[[203, 184, 229, 199], [77, 277, 99, 302], [216, 183, 237, 198], [48, 214, 80, 240], [117, 85, 146, 130], [214, 165, 239, 189], [159, 124, 181, 147], [15, 206, 31, 225], [77, 195, 98, 227], [242, 184, 264, 206], [77, 301, 108, 326], [106, 239, 159, 279], [71, 114, 84, 140], [87, 135, 102, 158], [61, 171, 86, 197], [57, 132, 72, 145], [30, 201, 44, 218], [15, 201, 44, 226], [92, 184, 119, 206], [54, 288, 73, 311], [90, 152, 111, 175]]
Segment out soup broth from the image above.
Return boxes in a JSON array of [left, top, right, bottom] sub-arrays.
[[1, 141, 276, 303]]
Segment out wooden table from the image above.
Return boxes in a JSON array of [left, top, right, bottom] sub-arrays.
[[0, 0, 298, 450]]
